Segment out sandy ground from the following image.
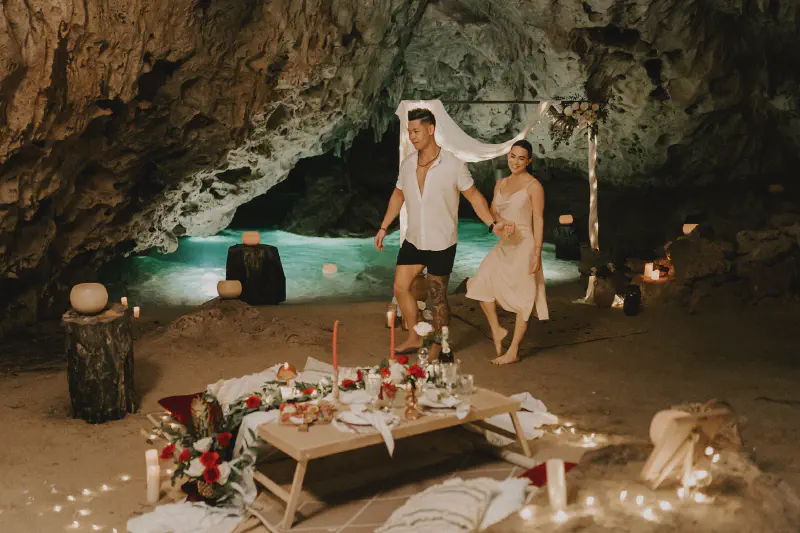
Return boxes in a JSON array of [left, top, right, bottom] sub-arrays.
[[2, 281, 800, 533]]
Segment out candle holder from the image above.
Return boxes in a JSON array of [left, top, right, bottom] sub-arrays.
[[385, 303, 397, 328], [331, 369, 340, 405], [404, 382, 421, 420]]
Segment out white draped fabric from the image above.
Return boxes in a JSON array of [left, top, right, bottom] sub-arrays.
[[394, 100, 552, 243]]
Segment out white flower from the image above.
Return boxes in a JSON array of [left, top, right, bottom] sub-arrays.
[[217, 462, 232, 485], [414, 322, 434, 337], [186, 457, 205, 477], [193, 437, 212, 453], [389, 362, 407, 383], [416, 300, 427, 311]]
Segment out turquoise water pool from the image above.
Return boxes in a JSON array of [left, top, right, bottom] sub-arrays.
[[106, 220, 579, 306]]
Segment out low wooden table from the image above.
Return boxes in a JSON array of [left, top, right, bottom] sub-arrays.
[[254, 387, 531, 529]]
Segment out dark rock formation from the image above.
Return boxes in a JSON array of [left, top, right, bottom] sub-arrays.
[[2, 0, 800, 333]]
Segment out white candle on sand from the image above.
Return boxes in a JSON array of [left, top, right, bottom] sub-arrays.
[[651, 270, 660, 281], [121, 296, 128, 308], [546, 459, 567, 511], [133, 306, 140, 318], [644, 263, 654, 278], [146, 465, 160, 504], [145, 449, 158, 469]]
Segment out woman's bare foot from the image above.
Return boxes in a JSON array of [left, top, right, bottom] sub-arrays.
[[492, 346, 519, 365], [490, 326, 508, 356], [395, 336, 422, 354]]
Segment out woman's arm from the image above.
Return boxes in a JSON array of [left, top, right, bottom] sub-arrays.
[[529, 179, 545, 273], [489, 179, 502, 221]]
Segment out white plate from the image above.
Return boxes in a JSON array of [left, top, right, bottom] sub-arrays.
[[336, 412, 372, 426]]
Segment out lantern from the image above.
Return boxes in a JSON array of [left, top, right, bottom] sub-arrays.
[[682, 223, 699, 235], [242, 231, 261, 245], [69, 283, 109, 315]]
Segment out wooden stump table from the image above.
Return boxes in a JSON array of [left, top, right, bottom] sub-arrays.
[[61, 303, 137, 423], [226, 244, 286, 305]]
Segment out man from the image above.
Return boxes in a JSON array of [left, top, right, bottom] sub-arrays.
[[374, 108, 513, 357]]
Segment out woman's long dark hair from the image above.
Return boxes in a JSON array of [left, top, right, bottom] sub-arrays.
[[511, 139, 534, 173]]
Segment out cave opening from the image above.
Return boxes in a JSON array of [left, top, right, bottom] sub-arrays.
[[103, 122, 587, 307]]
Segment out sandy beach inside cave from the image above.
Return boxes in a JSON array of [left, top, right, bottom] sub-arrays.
[[2, 282, 800, 533]]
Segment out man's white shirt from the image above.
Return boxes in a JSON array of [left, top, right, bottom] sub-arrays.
[[395, 149, 474, 251]]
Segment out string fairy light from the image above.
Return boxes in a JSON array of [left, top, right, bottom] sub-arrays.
[[659, 500, 673, 511], [519, 506, 535, 520], [553, 510, 569, 523], [53, 505, 62, 512], [642, 507, 657, 521]]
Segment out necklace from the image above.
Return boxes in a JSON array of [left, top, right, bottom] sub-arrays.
[[417, 148, 441, 168]]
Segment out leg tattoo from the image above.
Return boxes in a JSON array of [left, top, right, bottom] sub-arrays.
[[427, 275, 450, 334]]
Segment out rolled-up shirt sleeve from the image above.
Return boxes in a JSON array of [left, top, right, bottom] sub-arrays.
[[456, 161, 475, 191]]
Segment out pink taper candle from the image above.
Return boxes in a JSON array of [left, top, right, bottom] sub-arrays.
[[388, 309, 395, 361], [332, 320, 339, 370]]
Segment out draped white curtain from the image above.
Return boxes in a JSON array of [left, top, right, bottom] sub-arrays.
[[395, 100, 552, 242]]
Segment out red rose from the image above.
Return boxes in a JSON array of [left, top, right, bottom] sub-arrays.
[[302, 387, 317, 396], [380, 367, 391, 378], [178, 449, 191, 463], [203, 466, 221, 484], [216, 432, 232, 448], [356, 369, 363, 382], [160, 443, 176, 460], [396, 355, 409, 365], [341, 379, 356, 389], [200, 451, 220, 467], [408, 364, 426, 380], [245, 395, 261, 409]]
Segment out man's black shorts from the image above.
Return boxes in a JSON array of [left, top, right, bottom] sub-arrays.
[[396, 240, 457, 277]]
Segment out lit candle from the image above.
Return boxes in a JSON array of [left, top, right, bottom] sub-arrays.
[[121, 297, 128, 308], [546, 459, 567, 511], [651, 270, 660, 281], [682, 223, 698, 235], [644, 263, 654, 278], [146, 465, 160, 505], [133, 306, 140, 318], [388, 308, 396, 361], [332, 320, 339, 371]]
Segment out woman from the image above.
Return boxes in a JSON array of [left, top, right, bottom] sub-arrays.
[[466, 140, 548, 365]]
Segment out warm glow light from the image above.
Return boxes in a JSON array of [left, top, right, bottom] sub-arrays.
[[636, 495, 644, 506], [53, 505, 62, 512], [677, 488, 685, 499], [620, 490, 628, 502], [650, 270, 660, 281], [120, 475, 131, 482], [79, 509, 91, 516], [553, 510, 568, 523], [92, 526, 102, 531], [71, 522, 80, 529], [642, 508, 657, 521], [133, 306, 140, 318], [519, 507, 534, 520], [82, 489, 92, 496], [644, 263, 654, 278], [121, 297, 128, 308], [101, 485, 110, 492], [694, 492, 708, 503], [682, 223, 699, 235], [67, 495, 76, 502], [712, 454, 720, 463], [769, 184, 784, 193], [586, 496, 595, 506], [659, 500, 672, 511], [554, 428, 562, 435], [705, 446, 714, 456]]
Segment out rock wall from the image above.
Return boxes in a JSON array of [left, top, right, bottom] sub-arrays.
[[2, 0, 800, 333]]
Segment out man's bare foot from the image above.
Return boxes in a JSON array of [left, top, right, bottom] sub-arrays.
[[490, 326, 508, 356], [492, 346, 519, 365], [395, 336, 422, 354]]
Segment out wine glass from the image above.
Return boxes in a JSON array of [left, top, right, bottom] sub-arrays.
[[365, 373, 382, 410]]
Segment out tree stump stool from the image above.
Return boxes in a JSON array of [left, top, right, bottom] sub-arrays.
[[553, 226, 580, 260], [226, 244, 286, 305], [61, 303, 137, 423]]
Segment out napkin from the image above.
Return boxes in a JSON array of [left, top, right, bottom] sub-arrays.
[[337, 405, 397, 456]]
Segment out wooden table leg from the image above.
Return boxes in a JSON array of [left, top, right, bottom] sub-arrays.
[[509, 412, 532, 457], [280, 460, 308, 530]]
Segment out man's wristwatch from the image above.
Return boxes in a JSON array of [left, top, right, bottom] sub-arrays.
[[379, 227, 388, 232], [488, 221, 497, 233]]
